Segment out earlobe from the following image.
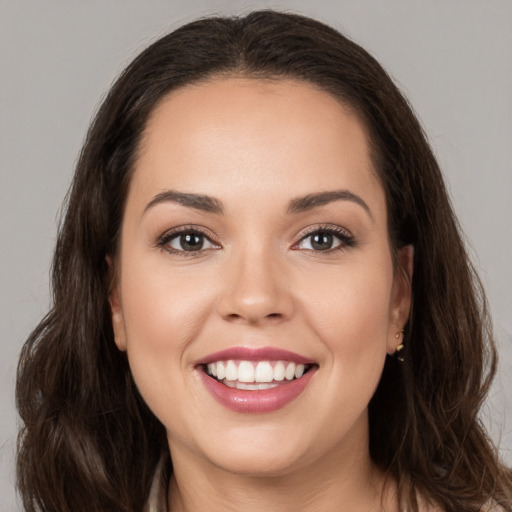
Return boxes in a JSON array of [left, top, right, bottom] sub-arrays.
[[387, 245, 414, 355], [106, 255, 127, 352]]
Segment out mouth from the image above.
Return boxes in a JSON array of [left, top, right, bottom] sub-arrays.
[[195, 347, 318, 413], [201, 359, 315, 390]]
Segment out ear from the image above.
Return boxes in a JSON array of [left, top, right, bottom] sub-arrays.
[[106, 255, 127, 352], [387, 245, 414, 355]]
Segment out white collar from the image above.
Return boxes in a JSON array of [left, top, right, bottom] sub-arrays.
[[144, 455, 168, 512]]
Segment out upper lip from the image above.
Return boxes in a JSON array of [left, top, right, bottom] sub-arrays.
[[195, 346, 315, 366]]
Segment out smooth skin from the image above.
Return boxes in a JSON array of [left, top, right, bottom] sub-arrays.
[[109, 78, 416, 511]]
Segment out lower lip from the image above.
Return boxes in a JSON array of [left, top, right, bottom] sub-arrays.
[[198, 368, 317, 413]]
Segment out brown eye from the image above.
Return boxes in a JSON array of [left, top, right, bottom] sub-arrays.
[[310, 232, 335, 251], [162, 230, 218, 253], [296, 227, 355, 252], [177, 233, 204, 251]]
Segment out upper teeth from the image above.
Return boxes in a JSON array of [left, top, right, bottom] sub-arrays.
[[206, 360, 306, 383]]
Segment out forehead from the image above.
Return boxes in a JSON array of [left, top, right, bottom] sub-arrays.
[[141, 77, 370, 161], [129, 77, 385, 218]]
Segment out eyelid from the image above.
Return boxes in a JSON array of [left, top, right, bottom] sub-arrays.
[[156, 225, 221, 255], [292, 224, 356, 252], [155, 223, 356, 256]]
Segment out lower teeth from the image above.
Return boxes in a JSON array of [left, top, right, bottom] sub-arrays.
[[222, 380, 281, 390]]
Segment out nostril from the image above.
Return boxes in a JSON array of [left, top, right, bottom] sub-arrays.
[[224, 312, 283, 324], [218, 286, 294, 324]]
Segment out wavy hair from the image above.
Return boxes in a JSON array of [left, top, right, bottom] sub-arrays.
[[16, 10, 512, 512]]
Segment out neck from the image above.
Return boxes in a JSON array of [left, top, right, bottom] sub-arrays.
[[166, 420, 398, 512]]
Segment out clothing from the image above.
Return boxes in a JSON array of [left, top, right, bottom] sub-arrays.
[[144, 456, 167, 512], [143, 457, 505, 512]]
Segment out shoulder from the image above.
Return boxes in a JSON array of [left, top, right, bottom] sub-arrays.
[[481, 503, 508, 512], [418, 495, 508, 512]]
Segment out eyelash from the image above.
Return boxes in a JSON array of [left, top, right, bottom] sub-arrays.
[[156, 224, 356, 257], [294, 224, 357, 253], [156, 226, 219, 257]]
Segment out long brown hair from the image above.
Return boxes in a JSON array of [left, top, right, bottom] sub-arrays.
[[16, 10, 512, 512]]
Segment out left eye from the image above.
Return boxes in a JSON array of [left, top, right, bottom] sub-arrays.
[[296, 229, 352, 251], [165, 231, 217, 252]]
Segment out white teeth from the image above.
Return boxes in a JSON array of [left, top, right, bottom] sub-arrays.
[[273, 361, 285, 381], [223, 381, 280, 390], [285, 362, 295, 380], [225, 360, 238, 381], [255, 361, 273, 382], [216, 361, 226, 380], [207, 363, 217, 377], [238, 361, 255, 383], [237, 382, 255, 390], [258, 383, 279, 390], [205, 359, 311, 384]]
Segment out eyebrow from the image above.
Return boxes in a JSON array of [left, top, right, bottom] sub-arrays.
[[144, 188, 372, 219], [144, 190, 224, 214], [286, 190, 372, 219]]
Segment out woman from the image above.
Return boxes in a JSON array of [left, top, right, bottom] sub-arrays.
[[16, 10, 512, 512]]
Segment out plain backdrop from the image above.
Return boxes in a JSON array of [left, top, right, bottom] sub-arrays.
[[1, 1, 511, 510]]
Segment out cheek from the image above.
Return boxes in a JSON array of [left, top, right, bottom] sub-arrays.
[[296, 257, 393, 383], [301, 258, 392, 337], [118, 256, 216, 414], [121, 251, 216, 346], [278, 257, 394, 449]]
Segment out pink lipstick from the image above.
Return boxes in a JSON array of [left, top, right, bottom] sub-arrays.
[[196, 347, 317, 413]]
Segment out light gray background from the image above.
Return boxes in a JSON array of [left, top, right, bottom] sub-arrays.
[[1, 1, 511, 510]]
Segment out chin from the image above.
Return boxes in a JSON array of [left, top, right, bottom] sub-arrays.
[[209, 447, 307, 478], [199, 422, 326, 478]]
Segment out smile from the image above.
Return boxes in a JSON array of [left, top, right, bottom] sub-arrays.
[[205, 360, 309, 390], [196, 347, 318, 413]]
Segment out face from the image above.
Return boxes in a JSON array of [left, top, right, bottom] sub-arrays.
[[109, 78, 411, 477]]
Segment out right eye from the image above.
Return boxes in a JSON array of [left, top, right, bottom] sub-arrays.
[[158, 228, 220, 255]]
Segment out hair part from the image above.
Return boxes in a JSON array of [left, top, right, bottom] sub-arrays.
[[16, 10, 512, 512]]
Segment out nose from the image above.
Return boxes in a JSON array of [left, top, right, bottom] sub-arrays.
[[217, 245, 294, 325]]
